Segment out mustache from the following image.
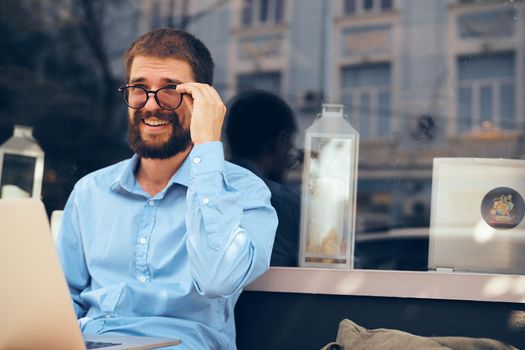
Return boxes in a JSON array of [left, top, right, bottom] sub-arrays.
[[133, 109, 179, 123]]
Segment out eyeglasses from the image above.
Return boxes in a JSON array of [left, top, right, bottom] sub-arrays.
[[118, 84, 183, 110]]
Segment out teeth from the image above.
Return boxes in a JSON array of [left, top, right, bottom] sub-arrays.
[[144, 118, 170, 126]]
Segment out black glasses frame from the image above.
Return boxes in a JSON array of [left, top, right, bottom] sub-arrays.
[[118, 84, 183, 110]]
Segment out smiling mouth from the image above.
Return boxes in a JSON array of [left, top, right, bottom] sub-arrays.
[[142, 117, 171, 127]]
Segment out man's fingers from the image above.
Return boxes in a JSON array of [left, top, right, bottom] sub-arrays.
[[178, 83, 225, 115], [176, 83, 226, 144], [177, 83, 215, 102]]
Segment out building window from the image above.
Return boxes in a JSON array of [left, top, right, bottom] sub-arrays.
[[148, 0, 190, 29], [237, 71, 281, 93], [381, 0, 393, 10], [344, 0, 394, 15], [242, 0, 253, 25], [241, 0, 285, 27], [344, 0, 356, 14], [275, 0, 284, 22], [457, 52, 515, 133], [341, 63, 392, 140], [150, 1, 162, 29]]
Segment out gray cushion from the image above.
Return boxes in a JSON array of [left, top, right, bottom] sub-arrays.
[[321, 319, 518, 350]]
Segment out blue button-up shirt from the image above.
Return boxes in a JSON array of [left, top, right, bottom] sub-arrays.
[[57, 142, 277, 349]]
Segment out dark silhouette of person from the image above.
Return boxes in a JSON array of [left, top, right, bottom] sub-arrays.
[[225, 90, 300, 267]]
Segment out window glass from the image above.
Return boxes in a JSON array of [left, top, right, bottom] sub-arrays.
[[2, 0, 525, 275], [237, 72, 281, 93], [377, 92, 390, 137], [242, 0, 253, 25], [275, 0, 284, 23], [151, 1, 162, 28], [480, 85, 493, 122], [364, 0, 374, 10], [344, 0, 356, 14], [458, 87, 472, 133], [359, 93, 371, 138], [458, 53, 514, 80], [500, 83, 515, 128], [259, 0, 269, 22], [381, 0, 393, 10], [241, 0, 283, 27]]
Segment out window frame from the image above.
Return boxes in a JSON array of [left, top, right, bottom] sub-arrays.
[[246, 267, 525, 303]]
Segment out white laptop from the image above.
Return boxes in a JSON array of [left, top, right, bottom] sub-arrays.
[[428, 158, 525, 274], [0, 199, 181, 350]]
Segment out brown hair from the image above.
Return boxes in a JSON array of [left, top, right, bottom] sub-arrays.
[[124, 28, 214, 84]]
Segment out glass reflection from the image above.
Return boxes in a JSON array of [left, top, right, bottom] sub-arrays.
[[2, 0, 525, 273]]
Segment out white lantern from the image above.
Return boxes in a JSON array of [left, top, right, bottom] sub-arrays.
[[0, 125, 45, 199], [299, 104, 359, 269]]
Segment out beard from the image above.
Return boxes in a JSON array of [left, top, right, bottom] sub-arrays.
[[127, 109, 192, 159]]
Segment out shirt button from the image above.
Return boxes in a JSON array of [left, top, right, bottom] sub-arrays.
[[139, 276, 147, 283], [148, 200, 155, 206], [139, 237, 147, 244], [202, 197, 209, 205], [193, 157, 201, 164]]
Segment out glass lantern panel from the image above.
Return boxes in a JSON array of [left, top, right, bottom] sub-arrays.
[[1, 154, 36, 197], [304, 135, 353, 265]]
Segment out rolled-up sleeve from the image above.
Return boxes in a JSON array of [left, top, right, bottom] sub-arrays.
[[185, 142, 278, 298]]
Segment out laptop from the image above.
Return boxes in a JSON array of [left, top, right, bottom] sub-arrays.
[[428, 158, 525, 274], [0, 198, 181, 350]]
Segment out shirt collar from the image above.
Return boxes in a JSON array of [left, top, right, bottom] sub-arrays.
[[167, 152, 191, 188], [109, 154, 141, 194], [109, 153, 192, 195]]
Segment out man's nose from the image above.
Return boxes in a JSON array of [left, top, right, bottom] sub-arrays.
[[144, 92, 161, 111]]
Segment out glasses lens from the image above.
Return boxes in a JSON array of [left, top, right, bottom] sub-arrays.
[[157, 87, 182, 109], [124, 86, 147, 109]]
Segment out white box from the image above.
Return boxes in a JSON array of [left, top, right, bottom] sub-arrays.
[[429, 158, 525, 274]]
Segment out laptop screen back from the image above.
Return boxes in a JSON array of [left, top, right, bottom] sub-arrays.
[[0, 199, 86, 350]]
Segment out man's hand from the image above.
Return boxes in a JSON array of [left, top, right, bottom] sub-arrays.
[[176, 83, 226, 145]]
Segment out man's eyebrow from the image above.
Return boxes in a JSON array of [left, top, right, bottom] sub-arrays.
[[163, 78, 182, 84], [129, 77, 145, 84], [128, 77, 183, 85]]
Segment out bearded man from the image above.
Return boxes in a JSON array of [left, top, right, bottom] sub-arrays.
[[57, 28, 277, 349]]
